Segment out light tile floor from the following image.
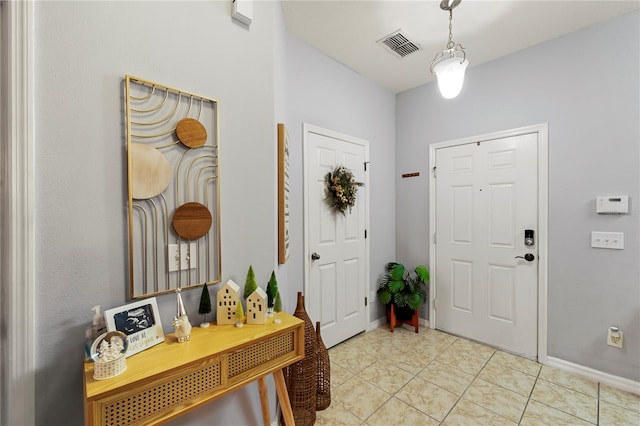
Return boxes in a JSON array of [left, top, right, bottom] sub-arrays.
[[316, 326, 640, 425]]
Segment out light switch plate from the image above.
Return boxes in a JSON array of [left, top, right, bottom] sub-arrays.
[[591, 232, 624, 250], [168, 242, 197, 272]]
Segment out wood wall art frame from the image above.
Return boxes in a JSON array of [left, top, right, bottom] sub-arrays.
[[125, 75, 222, 299], [277, 123, 290, 264]]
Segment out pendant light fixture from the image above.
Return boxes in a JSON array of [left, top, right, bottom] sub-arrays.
[[430, 0, 468, 99]]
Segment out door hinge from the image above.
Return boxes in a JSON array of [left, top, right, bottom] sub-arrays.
[[364, 161, 370, 171], [433, 232, 437, 244], [433, 298, 437, 311], [364, 229, 367, 239], [432, 166, 437, 178], [365, 297, 368, 306]]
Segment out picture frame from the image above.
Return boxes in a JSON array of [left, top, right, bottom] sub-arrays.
[[277, 123, 290, 264], [104, 297, 165, 357]]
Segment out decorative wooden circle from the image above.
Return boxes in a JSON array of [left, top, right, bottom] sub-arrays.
[[172, 202, 212, 240], [130, 143, 171, 200], [176, 118, 207, 148]]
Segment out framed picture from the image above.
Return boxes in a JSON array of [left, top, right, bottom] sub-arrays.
[[104, 297, 165, 357], [277, 123, 290, 264]]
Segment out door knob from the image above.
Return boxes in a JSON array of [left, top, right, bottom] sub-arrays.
[[311, 252, 321, 261], [515, 253, 535, 261]]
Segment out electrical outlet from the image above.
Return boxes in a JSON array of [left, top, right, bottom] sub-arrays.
[[168, 243, 197, 272], [607, 327, 623, 348]]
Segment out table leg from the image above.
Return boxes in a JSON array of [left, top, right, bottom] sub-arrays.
[[273, 369, 294, 426], [257, 377, 270, 426]]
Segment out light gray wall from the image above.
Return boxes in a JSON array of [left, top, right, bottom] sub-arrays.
[[283, 34, 397, 324], [32, 1, 395, 424], [396, 11, 639, 380], [34, 1, 280, 424]]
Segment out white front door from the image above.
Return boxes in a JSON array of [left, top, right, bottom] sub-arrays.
[[434, 132, 539, 358], [304, 124, 369, 348]]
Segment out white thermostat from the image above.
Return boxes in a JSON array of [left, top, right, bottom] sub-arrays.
[[596, 196, 629, 215]]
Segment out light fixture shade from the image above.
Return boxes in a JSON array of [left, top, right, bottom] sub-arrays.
[[433, 57, 469, 99]]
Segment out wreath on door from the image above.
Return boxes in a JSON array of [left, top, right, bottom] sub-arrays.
[[324, 165, 363, 214]]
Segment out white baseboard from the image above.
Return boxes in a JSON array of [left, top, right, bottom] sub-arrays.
[[367, 317, 430, 331], [367, 317, 385, 330], [546, 356, 640, 396]]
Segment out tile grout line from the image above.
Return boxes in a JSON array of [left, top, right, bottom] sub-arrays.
[[417, 335, 468, 424], [437, 346, 498, 424], [360, 332, 459, 424], [596, 382, 600, 426], [525, 380, 599, 425], [524, 364, 600, 425], [517, 360, 544, 424], [388, 341, 446, 423], [343, 334, 430, 424]]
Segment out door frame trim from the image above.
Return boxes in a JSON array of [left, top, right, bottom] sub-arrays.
[[1, 0, 36, 423], [428, 123, 548, 363], [302, 123, 371, 332]]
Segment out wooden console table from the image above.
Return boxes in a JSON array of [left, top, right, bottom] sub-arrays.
[[83, 313, 304, 426]]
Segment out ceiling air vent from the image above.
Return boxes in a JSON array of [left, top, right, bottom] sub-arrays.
[[377, 30, 421, 58]]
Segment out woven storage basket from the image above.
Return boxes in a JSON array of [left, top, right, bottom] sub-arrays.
[[93, 354, 127, 380], [283, 292, 317, 426], [315, 321, 331, 411]]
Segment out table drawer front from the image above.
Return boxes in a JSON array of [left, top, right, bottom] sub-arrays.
[[98, 358, 224, 426], [228, 331, 295, 378]]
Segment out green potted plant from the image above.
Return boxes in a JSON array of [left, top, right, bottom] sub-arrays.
[[377, 262, 429, 333]]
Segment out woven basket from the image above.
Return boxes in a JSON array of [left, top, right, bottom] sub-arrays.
[[283, 292, 317, 426], [93, 354, 127, 380], [315, 321, 331, 411]]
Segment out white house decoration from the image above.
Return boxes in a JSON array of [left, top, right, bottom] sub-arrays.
[[246, 287, 267, 325], [217, 279, 241, 325]]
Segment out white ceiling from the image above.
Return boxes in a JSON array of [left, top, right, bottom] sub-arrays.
[[281, 0, 640, 93]]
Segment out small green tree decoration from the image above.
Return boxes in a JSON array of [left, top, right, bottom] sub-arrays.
[[273, 291, 283, 324], [274, 291, 283, 313], [235, 302, 245, 327], [266, 271, 279, 316], [243, 265, 258, 300], [198, 283, 212, 327]]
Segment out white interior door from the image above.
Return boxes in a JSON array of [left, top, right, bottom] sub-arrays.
[[434, 133, 539, 358], [304, 124, 368, 348]]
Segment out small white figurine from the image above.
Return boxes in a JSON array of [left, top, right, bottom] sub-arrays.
[[173, 288, 192, 343], [96, 334, 126, 362], [98, 340, 112, 362], [173, 316, 192, 342], [110, 336, 125, 355]]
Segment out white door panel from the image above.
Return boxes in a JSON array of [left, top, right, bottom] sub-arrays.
[[305, 126, 368, 348], [436, 133, 538, 357]]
